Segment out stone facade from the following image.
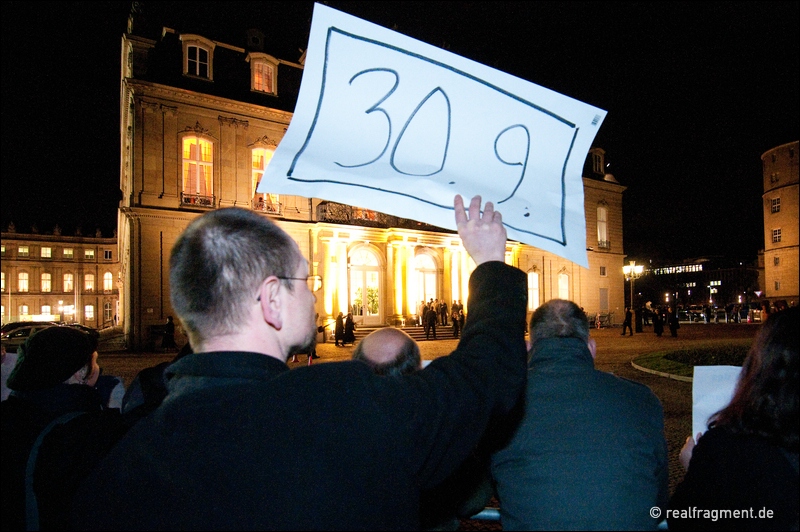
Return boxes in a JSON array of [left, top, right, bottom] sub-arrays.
[[0, 230, 120, 327], [761, 140, 799, 306], [117, 12, 627, 350]]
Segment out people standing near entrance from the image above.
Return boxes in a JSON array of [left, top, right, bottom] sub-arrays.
[[452, 309, 461, 338], [426, 303, 438, 340], [343, 312, 356, 346], [439, 299, 449, 326], [334, 312, 345, 347], [621, 307, 633, 336]]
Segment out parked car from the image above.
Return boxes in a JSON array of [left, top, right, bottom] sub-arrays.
[[59, 322, 100, 339], [1, 320, 59, 336], [1, 323, 59, 353], [687, 305, 705, 322]]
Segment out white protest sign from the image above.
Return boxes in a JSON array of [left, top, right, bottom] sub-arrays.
[[692, 365, 741, 438], [260, 3, 606, 267]]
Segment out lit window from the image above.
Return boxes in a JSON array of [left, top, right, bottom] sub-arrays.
[[20, 305, 29, 317], [41, 273, 52, 293], [182, 136, 214, 200], [104, 302, 113, 322], [181, 35, 214, 80], [249, 53, 278, 95], [41, 247, 52, 258], [85, 305, 95, 320], [772, 229, 782, 243], [597, 205, 608, 248], [85, 274, 95, 292], [42, 305, 51, 316], [104, 250, 112, 260], [1, 272, 4, 292], [64, 248, 73, 259], [18, 246, 29, 257], [558, 272, 569, 300], [1, 245, 4, 255], [252, 147, 280, 213], [103, 272, 113, 291], [18, 272, 29, 292], [771, 197, 781, 213], [85, 249, 95, 259], [527, 271, 540, 312], [64, 273, 74, 292]]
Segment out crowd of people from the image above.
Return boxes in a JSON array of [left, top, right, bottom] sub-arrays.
[[1, 195, 797, 530]]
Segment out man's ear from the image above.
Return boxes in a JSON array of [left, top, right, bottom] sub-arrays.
[[258, 277, 284, 330], [587, 337, 597, 360]]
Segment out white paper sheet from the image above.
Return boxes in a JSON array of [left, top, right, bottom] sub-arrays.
[[260, 3, 607, 267], [692, 365, 741, 438]]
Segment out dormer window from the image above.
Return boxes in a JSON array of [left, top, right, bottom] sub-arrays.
[[181, 34, 215, 80], [248, 53, 278, 95]]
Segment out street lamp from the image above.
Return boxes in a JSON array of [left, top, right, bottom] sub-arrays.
[[623, 261, 644, 310]]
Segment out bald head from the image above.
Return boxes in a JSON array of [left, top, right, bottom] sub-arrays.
[[352, 328, 422, 377]]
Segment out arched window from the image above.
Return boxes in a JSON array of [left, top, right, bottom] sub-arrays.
[[252, 147, 279, 213], [63, 273, 74, 292], [103, 272, 114, 292], [41, 273, 52, 293], [180, 35, 215, 80], [558, 272, 569, 300], [248, 53, 278, 95]]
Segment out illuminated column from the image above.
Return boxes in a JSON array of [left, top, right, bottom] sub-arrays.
[[443, 248, 452, 304], [406, 245, 417, 318], [320, 239, 333, 317], [461, 249, 470, 312], [386, 243, 399, 317], [450, 250, 461, 304], [336, 240, 348, 314]]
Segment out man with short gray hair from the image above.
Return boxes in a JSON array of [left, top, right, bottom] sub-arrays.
[[491, 299, 669, 530], [74, 196, 529, 531]]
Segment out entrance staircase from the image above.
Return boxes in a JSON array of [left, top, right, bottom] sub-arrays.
[[351, 323, 458, 344]]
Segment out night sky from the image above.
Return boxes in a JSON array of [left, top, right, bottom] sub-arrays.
[[2, 1, 797, 263]]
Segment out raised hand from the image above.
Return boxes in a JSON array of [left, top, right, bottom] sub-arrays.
[[454, 195, 507, 265]]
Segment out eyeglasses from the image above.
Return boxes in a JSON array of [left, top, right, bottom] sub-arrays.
[[277, 275, 323, 292]]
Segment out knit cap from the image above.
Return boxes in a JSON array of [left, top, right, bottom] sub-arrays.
[[7, 326, 97, 391]]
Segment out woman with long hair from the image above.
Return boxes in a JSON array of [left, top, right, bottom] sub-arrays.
[[669, 306, 799, 530]]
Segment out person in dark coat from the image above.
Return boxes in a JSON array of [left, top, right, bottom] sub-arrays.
[[334, 311, 345, 347], [668, 308, 680, 337], [161, 315, 177, 349], [621, 307, 633, 336], [343, 312, 356, 345], [491, 299, 669, 530], [669, 306, 799, 530], [71, 197, 528, 531], [425, 303, 438, 339], [653, 307, 664, 337], [1, 326, 131, 531]]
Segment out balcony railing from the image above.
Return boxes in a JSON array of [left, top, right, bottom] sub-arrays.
[[597, 240, 611, 251], [181, 192, 215, 208], [316, 201, 450, 232], [252, 199, 283, 215]]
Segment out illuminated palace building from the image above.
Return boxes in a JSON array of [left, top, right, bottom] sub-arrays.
[[114, 10, 627, 350], [1, 227, 120, 328]]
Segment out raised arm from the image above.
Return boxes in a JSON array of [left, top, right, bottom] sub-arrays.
[[454, 195, 507, 265]]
